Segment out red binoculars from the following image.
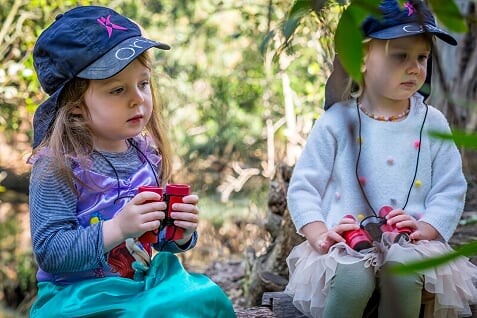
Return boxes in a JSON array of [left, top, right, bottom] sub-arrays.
[[138, 184, 190, 242], [343, 206, 413, 251]]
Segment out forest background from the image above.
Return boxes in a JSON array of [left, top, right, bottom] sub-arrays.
[[1, 0, 476, 316]]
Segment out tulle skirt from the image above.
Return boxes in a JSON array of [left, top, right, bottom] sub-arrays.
[[285, 237, 477, 318], [30, 252, 236, 318]]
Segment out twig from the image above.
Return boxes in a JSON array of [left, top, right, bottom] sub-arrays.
[[218, 162, 260, 202]]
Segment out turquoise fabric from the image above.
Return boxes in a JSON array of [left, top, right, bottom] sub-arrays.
[[30, 252, 236, 318]]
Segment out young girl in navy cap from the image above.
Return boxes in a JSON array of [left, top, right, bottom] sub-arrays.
[[285, 1, 477, 317], [28, 6, 235, 317]]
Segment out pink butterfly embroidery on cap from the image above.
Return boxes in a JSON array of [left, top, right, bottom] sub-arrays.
[[404, 1, 416, 16], [97, 15, 127, 38]]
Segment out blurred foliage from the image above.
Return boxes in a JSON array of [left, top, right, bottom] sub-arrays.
[[0, 0, 335, 196], [0, 2, 334, 308], [430, 130, 477, 150], [269, 0, 466, 84], [392, 240, 477, 274]]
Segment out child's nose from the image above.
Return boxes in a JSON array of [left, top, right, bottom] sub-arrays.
[[406, 59, 421, 74], [129, 89, 145, 107]]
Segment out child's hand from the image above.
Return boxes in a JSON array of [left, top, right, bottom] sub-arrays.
[[304, 216, 359, 254], [103, 191, 166, 252], [383, 208, 417, 232], [169, 194, 200, 246], [116, 191, 166, 239], [410, 221, 439, 241], [383, 208, 438, 241]]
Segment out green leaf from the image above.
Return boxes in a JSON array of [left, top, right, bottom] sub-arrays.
[[334, 0, 383, 82], [334, 4, 364, 82], [429, 130, 477, 150], [260, 0, 313, 57], [282, 0, 313, 40], [351, 0, 383, 15], [428, 0, 467, 33], [288, 0, 313, 17], [282, 15, 303, 40], [260, 30, 275, 56], [391, 241, 477, 274]]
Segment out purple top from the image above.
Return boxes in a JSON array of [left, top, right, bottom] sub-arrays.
[[30, 136, 196, 285]]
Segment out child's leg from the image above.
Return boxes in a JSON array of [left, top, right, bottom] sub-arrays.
[[378, 248, 424, 318], [323, 261, 375, 318]]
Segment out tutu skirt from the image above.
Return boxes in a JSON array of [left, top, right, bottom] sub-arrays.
[[285, 237, 477, 318], [30, 252, 236, 318]]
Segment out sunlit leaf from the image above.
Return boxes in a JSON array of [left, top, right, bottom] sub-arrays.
[[334, 0, 383, 82], [334, 5, 364, 82], [429, 130, 477, 150], [428, 0, 467, 33], [391, 241, 477, 274]]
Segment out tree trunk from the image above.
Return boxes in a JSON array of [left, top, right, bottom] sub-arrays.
[[243, 163, 304, 306], [428, 0, 477, 207]]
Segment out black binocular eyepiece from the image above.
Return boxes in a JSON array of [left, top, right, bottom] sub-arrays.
[[343, 206, 412, 251]]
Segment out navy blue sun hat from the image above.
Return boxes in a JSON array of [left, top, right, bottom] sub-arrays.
[[362, 0, 457, 45], [32, 6, 170, 148], [324, 0, 458, 110]]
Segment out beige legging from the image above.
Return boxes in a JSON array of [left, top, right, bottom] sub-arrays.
[[323, 255, 424, 317]]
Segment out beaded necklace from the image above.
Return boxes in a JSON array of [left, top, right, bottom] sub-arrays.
[[358, 103, 410, 122], [355, 101, 429, 216]]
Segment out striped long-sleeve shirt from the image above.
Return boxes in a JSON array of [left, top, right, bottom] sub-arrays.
[[29, 145, 196, 275]]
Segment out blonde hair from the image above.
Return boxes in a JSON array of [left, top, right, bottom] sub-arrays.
[[32, 52, 172, 190]]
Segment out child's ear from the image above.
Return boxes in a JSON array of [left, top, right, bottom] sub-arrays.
[[71, 107, 81, 115], [71, 104, 84, 115]]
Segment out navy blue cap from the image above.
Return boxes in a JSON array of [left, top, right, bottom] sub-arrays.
[[32, 6, 170, 148], [362, 0, 457, 45]]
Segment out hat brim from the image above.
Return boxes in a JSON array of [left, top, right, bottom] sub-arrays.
[[368, 23, 457, 46], [32, 87, 63, 148], [77, 36, 170, 80], [324, 55, 349, 110]]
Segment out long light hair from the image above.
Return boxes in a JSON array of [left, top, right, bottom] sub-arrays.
[[32, 52, 172, 191]]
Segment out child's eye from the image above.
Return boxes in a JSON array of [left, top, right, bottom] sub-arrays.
[[110, 87, 124, 95], [139, 80, 150, 89], [393, 53, 407, 61], [418, 54, 429, 62]]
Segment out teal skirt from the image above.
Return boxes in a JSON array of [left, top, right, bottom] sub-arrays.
[[30, 252, 236, 317]]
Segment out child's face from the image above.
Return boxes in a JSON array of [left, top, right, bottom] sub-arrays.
[[82, 59, 153, 152], [363, 35, 431, 102]]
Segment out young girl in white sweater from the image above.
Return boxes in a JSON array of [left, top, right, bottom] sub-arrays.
[[285, 1, 477, 317]]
